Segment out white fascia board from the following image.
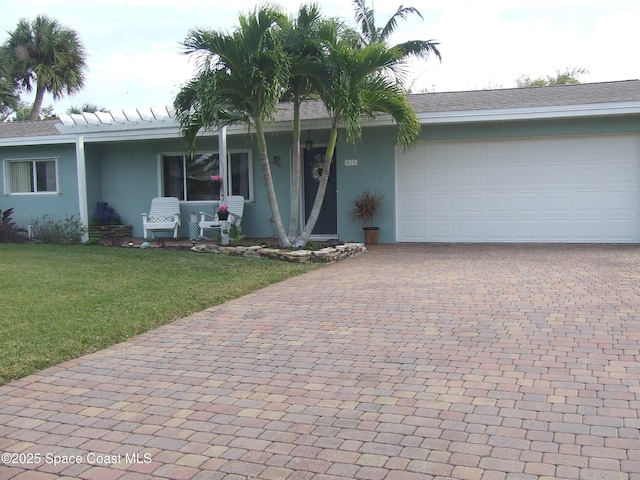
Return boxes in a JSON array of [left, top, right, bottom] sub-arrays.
[[358, 101, 640, 128], [0, 134, 76, 147], [415, 101, 640, 125]]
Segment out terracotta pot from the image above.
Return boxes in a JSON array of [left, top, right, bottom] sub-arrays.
[[363, 227, 380, 245]]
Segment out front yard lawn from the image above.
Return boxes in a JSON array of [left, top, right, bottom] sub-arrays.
[[0, 244, 319, 385]]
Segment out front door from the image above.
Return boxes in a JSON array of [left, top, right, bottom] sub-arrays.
[[303, 146, 337, 236]]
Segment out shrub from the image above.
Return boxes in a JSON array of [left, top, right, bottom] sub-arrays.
[[348, 190, 384, 228], [32, 214, 87, 244], [0, 208, 27, 243]]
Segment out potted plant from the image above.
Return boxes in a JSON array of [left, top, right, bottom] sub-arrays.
[[217, 205, 229, 221], [349, 190, 384, 245]]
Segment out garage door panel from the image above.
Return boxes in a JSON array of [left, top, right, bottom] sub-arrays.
[[430, 220, 454, 239], [485, 194, 510, 213], [399, 220, 427, 241], [607, 162, 636, 185], [543, 164, 572, 185], [606, 191, 636, 212], [399, 194, 426, 215], [544, 219, 573, 241], [543, 192, 572, 212], [607, 219, 638, 241], [399, 169, 426, 191], [514, 220, 542, 241], [458, 220, 483, 240], [515, 192, 541, 212], [572, 191, 604, 212], [574, 219, 605, 241], [397, 134, 640, 243], [430, 194, 454, 213], [512, 164, 541, 186], [575, 163, 604, 185], [458, 194, 483, 213]]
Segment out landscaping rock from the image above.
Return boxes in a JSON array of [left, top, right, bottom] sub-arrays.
[[190, 242, 366, 263]]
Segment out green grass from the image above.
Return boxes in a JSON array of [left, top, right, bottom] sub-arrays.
[[0, 244, 319, 385]]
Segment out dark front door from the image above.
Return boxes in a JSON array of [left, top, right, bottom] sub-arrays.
[[303, 146, 337, 236]]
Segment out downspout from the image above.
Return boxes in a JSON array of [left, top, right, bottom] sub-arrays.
[[75, 134, 89, 243], [219, 126, 228, 199]]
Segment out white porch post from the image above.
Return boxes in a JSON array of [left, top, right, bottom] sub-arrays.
[[219, 126, 228, 198], [75, 134, 89, 243]]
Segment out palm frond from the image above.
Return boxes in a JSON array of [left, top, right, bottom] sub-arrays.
[[394, 39, 441, 61], [380, 6, 423, 41]]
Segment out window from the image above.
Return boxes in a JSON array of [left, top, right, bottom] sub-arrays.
[[161, 151, 252, 201], [5, 158, 58, 194]]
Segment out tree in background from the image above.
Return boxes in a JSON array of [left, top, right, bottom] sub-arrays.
[[516, 67, 589, 88], [66, 104, 109, 114], [12, 101, 55, 121], [4, 15, 87, 120], [352, 0, 441, 61]]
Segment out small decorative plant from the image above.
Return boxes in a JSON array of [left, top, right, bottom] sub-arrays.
[[217, 204, 229, 221], [349, 190, 384, 229]]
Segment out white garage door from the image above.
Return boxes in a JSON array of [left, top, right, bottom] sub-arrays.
[[396, 134, 640, 243]]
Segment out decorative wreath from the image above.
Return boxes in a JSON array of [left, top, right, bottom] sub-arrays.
[[311, 159, 324, 182]]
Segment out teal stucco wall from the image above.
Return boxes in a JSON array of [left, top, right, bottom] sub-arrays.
[[0, 142, 79, 232]]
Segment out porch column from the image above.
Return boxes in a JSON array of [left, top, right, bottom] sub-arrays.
[[75, 134, 89, 243], [219, 126, 228, 198]]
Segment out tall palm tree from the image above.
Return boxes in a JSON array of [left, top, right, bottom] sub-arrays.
[[299, 29, 421, 244], [5, 15, 87, 120], [174, 7, 293, 248], [0, 48, 20, 121], [282, 4, 339, 242], [352, 0, 441, 60]]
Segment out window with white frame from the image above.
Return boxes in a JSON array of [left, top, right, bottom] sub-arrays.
[[161, 151, 251, 201], [4, 158, 58, 194]]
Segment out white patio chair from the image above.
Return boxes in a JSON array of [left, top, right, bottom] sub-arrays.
[[199, 195, 244, 240], [141, 197, 181, 239]]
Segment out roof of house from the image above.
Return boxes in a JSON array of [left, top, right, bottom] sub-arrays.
[[281, 80, 640, 121], [2, 80, 640, 142], [0, 119, 61, 139]]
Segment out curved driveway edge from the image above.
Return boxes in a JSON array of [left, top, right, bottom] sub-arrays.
[[1, 244, 639, 480]]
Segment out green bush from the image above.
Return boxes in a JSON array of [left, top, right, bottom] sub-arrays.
[[0, 208, 27, 243], [32, 214, 87, 244]]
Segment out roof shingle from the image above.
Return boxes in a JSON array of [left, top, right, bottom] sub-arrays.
[[2, 80, 639, 140]]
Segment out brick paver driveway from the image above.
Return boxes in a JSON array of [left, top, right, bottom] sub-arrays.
[[1, 244, 640, 480]]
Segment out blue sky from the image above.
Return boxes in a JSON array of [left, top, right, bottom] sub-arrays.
[[2, 0, 639, 114]]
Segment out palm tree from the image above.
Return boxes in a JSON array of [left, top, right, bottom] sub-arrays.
[[299, 29, 421, 245], [174, 7, 293, 248], [282, 4, 338, 242], [5, 15, 87, 120], [352, 0, 441, 60], [0, 48, 20, 121]]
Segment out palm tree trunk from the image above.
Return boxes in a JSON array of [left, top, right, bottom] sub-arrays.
[[288, 100, 301, 240], [299, 126, 338, 244], [29, 82, 46, 120], [255, 120, 291, 248]]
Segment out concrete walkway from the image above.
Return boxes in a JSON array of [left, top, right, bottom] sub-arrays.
[[1, 244, 640, 480]]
